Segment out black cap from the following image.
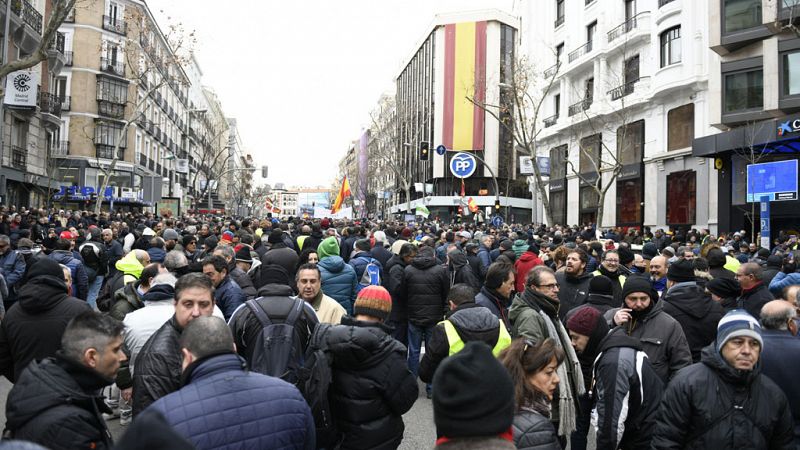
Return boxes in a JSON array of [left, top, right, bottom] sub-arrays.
[[589, 275, 614, 296], [667, 258, 696, 283], [706, 277, 741, 299]]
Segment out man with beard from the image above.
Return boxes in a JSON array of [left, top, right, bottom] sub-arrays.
[[555, 249, 593, 320], [606, 276, 691, 383], [509, 265, 584, 440], [649, 255, 668, 296], [592, 250, 626, 303], [565, 305, 610, 450]]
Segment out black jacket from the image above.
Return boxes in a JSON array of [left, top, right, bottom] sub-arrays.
[[132, 315, 183, 415], [466, 252, 486, 282], [662, 282, 726, 363], [652, 345, 794, 449], [302, 231, 324, 255], [261, 244, 300, 283], [228, 260, 257, 300], [0, 274, 90, 382], [448, 252, 481, 290], [385, 255, 408, 323], [419, 303, 503, 383], [475, 286, 512, 331], [319, 318, 418, 450], [567, 292, 617, 319], [565, 305, 609, 392], [736, 282, 774, 319], [512, 407, 561, 450], [555, 271, 593, 320], [5, 354, 114, 450], [370, 244, 393, 269], [228, 284, 319, 367], [593, 333, 663, 450], [403, 252, 450, 328]]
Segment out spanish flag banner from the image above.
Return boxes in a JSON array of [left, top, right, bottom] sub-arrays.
[[330, 176, 351, 214], [468, 197, 478, 213]]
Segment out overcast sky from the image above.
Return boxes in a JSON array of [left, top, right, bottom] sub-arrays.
[[150, 0, 514, 188]]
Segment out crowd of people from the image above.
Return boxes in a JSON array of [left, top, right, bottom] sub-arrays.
[[0, 205, 798, 449]]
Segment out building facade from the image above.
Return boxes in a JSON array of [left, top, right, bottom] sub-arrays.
[[528, 0, 717, 231]]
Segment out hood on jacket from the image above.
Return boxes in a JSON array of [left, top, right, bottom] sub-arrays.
[[663, 282, 711, 319], [16, 275, 69, 313], [586, 293, 616, 309], [256, 283, 295, 297], [707, 248, 727, 269], [517, 251, 541, 264], [598, 330, 643, 354], [411, 253, 439, 270], [447, 302, 500, 334], [142, 283, 175, 303], [700, 342, 760, 386], [318, 255, 346, 273], [323, 317, 399, 368], [447, 251, 469, 271], [116, 251, 144, 278]]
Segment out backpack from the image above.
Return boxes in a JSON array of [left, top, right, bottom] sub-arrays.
[[359, 259, 381, 287], [247, 300, 341, 447]]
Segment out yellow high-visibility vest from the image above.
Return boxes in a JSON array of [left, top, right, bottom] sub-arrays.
[[441, 318, 511, 356]]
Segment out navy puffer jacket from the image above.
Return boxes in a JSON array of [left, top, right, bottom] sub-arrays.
[[147, 353, 314, 450], [403, 250, 450, 328], [318, 255, 357, 315]]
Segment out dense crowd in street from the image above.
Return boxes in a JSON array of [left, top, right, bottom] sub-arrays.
[[0, 206, 798, 449]]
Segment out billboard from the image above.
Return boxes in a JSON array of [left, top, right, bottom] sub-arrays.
[[747, 160, 798, 202]]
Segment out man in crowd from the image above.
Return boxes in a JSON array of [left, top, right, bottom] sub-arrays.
[[296, 263, 345, 324], [132, 273, 216, 415], [653, 309, 794, 448], [202, 255, 246, 320], [212, 245, 257, 300], [48, 237, 88, 301], [79, 228, 108, 310], [475, 262, 515, 330], [649, 255, 668, 296], [607, 276, 691, 382], [736, 262, 774, 319], [385, 243, 416, 345], [419, 284, 511, 384], [592, 250, 626, 303], [146, 316, 315, 449], [102, 228, 123, 278], [5, 311, 125, 449], [555, 249, 592, 319]]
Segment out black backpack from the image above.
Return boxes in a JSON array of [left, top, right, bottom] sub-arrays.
[[247, 301, 340, 448]]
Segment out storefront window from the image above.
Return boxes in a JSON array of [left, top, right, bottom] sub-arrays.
[[666, 170, 696, 225], [616, 178, 642, 225], [580, 186, 599, 211], [549, 190, 566, 225], [724, 0, 762, 33], [724, 69, 763, 112], [667, 104, 694, 151]]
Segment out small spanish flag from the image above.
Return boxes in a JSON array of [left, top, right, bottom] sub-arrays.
[[331, 176, 351, 214], [468, 197, 478, 213]]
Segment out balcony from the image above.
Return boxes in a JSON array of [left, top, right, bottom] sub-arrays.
[[568, 97, 593, 116], [53, 140, 69, 156], [47, 31, 67, 74], [96, 145, 124, 160], [100, 57, 125, 76], [0, 0, 43, 54], [60, 95, 70, 111], [607, 12, 646, 43], [20, 0, 41, 34], [543, 114, 559, 128], [38, 92, 61, 118], [97, 100, 125, 119], [543, 63, 560, 79], [64, 51, 73, 66], [138, 152, 147, 167], [554, 15, 564, 28], [102, 15, 126, 35], [608, 77, 648, 101], [148, 158, 155, 171], [10, 146, 26, 170], [568, 41, 593, 63]]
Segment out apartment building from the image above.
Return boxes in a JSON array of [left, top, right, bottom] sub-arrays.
[[366, 92, 396, 219], [0, 0, 69, 208], [692, 0, 800, 234], [527, 0, 717, 231]]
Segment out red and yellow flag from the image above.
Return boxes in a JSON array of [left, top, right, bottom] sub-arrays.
[[468, 197, 478, 213], [331, 176, 351, 214]]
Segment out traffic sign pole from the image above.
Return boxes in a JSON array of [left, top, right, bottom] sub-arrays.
[[760, 195, 770, 250]]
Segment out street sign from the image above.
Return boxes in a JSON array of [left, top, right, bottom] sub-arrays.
[[450, 152, 477, 178], [492, 215, 503, 227], [760, 196, 770, 249], [436, 144, 447, 156]]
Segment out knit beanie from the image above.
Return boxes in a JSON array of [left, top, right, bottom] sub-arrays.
[[235, 246, 252, 263], [567, 305, 602, 337], [512, 239, 528, 258], [182, 235, 196, 248], [162, 229, 180, 241], [400, 227, 413, 239], [706, 277, 741, 299], [618, 246, 634, 265], [258, 264, 291, 287], [716, 309, 763, 354], [589, 275, 614, 296], [27, 258, 65, 281], [353, 285, 392, 321], [204, 235, 218, 251], [667, 258, 696, 283], [317, 236, 340, 259], [220, 230, 234, 244], [642, 242, 658, 260], [268, 229, 284, 244], [433, 341, 515, 439], [620, 275, 657, 302], [499, 240, 513, 251]]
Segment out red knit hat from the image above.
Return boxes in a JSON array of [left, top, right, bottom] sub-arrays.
[[353, 285, 392, 321], [566, 305, 601, 337]]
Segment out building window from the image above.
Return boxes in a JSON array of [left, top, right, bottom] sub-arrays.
[[724, 69, 763, 112], [579, 186, 598, 225], [587, 21, 597, 50], [556, 0, 565, 27], [667, 104, 694, 151], [550, 190, 567, 225], [95, 121, 127, 148], [617, 120, 644, 165], [579, 134, 601, 174], [724, 0, 762, 33], [616, 178, 642, 225], [550, 144, 567, 179], [97, 76, 128, 104], [554, 93, 561, 118], [666, 170, 696, 225], [556, 43, 564, 61], [783, 50, 800, 96], [660, 26, 681, 67]]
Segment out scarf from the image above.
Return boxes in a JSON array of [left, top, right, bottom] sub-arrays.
[[530, 306, 584, 436]]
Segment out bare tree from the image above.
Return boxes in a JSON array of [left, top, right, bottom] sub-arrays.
[[189, 119, 231, 209], [732, 120, 772, 240], [367, 96, 413, 214]]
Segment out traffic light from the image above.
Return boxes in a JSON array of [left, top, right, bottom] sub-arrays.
[[419, 141, 429, 160], [261, 166, 268, 178], [495, 199, 501, 211]]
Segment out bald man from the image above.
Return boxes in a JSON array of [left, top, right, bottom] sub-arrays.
[[650, 256, 668, 296], [760, 300, 800, 446]]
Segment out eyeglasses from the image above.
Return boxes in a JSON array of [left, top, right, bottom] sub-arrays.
[[537, 283, 559, 290], [604, 259, 619, 264]]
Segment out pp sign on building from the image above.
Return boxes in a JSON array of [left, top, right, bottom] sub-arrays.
[[4, 71, 39, 109]]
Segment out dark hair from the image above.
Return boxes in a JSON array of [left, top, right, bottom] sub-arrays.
[[568, 248, 589, 266], [498, 338, 565, 411], [692, 257, 709, 272], [140, 263, 162, 287], [175, 272, 214, 302], [56, 238, 72, 251], [485, 262, 514, 290], [180, 316, 234, 359], [61, 311, 125, 362], [399, 243, 418, 258], [448, 283, 476, 306], [202, 255, 228, 274], [295, 263, 321, 281], [298, 248, 319, 266], [526, 265, 555, 288]]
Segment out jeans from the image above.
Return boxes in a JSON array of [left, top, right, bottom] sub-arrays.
[[87, 275, 104, 310], [570, 392, 593, 450], [407, 323, 435, 394]]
